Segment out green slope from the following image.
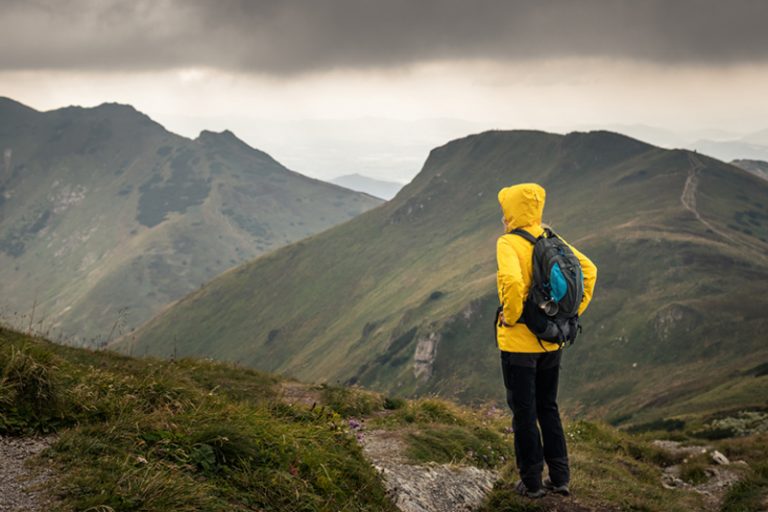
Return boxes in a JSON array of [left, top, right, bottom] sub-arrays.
[[0, 325, 397, 511], [0, 97, 381, 346], [122, 130, 768, 425], [14, 325, 765, 511]]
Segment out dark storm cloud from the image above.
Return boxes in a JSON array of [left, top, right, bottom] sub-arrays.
[[2, 0, 767, 74]]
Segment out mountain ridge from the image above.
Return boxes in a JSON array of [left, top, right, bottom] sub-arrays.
[[121, 128, 768, 426], [0, 97, 383, 345]]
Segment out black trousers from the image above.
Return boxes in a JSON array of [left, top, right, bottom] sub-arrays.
[[500, 350, 569, 490]]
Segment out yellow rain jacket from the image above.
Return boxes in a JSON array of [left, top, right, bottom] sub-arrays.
[[496, 183, 597, 353]]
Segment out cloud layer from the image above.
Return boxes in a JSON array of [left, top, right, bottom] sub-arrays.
[[3, 0, 768, 74]]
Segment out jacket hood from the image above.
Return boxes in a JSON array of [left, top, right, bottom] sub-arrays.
[[497, 183, 546, 231]]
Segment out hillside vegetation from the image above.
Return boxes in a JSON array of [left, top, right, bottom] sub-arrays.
[[0, 325, 395, 511], [0, 97, 381, 346], [7, 326, 768, 511], [121, 130, 768, 427]]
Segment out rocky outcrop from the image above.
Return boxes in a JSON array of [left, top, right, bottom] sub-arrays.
[[413, 331, 440, 381], [652, 303, 700, 343], [653, 440, 745, 511], [359, 429, 498, 512]]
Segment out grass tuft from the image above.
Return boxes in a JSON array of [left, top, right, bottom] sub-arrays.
[[0, 344, 69, 433], [721, 462, 768, 512], [678, 454, 709, 485], [320, 384, 384, 417], [383, 396, 406, 410], [405, 424, 512, 468], [373, 397, 468, 427]]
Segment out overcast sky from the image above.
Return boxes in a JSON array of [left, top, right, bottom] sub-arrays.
[[2, 0, 768, 181]]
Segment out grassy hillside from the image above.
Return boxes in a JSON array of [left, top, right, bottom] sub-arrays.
[[0, 97, 381, 345], [0, 325, 396, 511], [7, 326, 768, 511], [121, 130, 768, 426]]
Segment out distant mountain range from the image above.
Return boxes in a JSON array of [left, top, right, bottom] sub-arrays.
[[330, 173, 403, 200], [0, 97, 382, 345], [690, 139, 768, 163], [160, 117, 768, 187], [731, 159, 768, 181], [599, 124, 768, 164], [119, 129, 768, 425]]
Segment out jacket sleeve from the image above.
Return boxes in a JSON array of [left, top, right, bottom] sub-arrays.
[[567, 243, 597, 316], [496, 236, 525, 324]]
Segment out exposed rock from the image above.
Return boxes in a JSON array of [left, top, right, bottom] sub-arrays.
[[660, 470, 686, 490], [376, 463, 498, 512], [413, 331, 440, 381], [360, 429, 498, 512], [655, 439, 743, 511], [711, 450, 730, 465], [694, 466, 742, 511], [651, 439, 711, 457], [652, 303, 700, 343]]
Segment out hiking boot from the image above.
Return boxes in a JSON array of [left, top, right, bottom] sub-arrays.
[[543, 477, 570, 496], [514, 480, 547, 499]]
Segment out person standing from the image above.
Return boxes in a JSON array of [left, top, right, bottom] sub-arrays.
[[495, 183, 597, 498]]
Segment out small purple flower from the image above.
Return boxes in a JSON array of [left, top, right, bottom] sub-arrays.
[[348, 418, 362, 430]]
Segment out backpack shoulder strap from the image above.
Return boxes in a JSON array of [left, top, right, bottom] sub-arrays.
[[510, 228, 538, 245]]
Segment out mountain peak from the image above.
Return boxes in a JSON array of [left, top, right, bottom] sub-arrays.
[[195, 129, 277, 162], [93, 101, 140, 113], [91, 102, 160, 127], [197, 129, 241, 143], [50, 101, 160, 126]]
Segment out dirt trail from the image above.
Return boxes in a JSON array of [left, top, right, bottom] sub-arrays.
[[682, 154, 768, 262], [682, 154, 740, 245], [0, 435, 56, 512]]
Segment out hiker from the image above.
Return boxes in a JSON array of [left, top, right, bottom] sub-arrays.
[[495, 183, 597, 498]]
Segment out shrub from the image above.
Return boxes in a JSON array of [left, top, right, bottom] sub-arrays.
[[321, 385, 383, 417], [383, 396, 406, 410], [0, 346, 67, 433], [679, 454, 710, 485]]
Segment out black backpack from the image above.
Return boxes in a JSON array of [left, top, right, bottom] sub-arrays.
[[504, 228, 584, 348]]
